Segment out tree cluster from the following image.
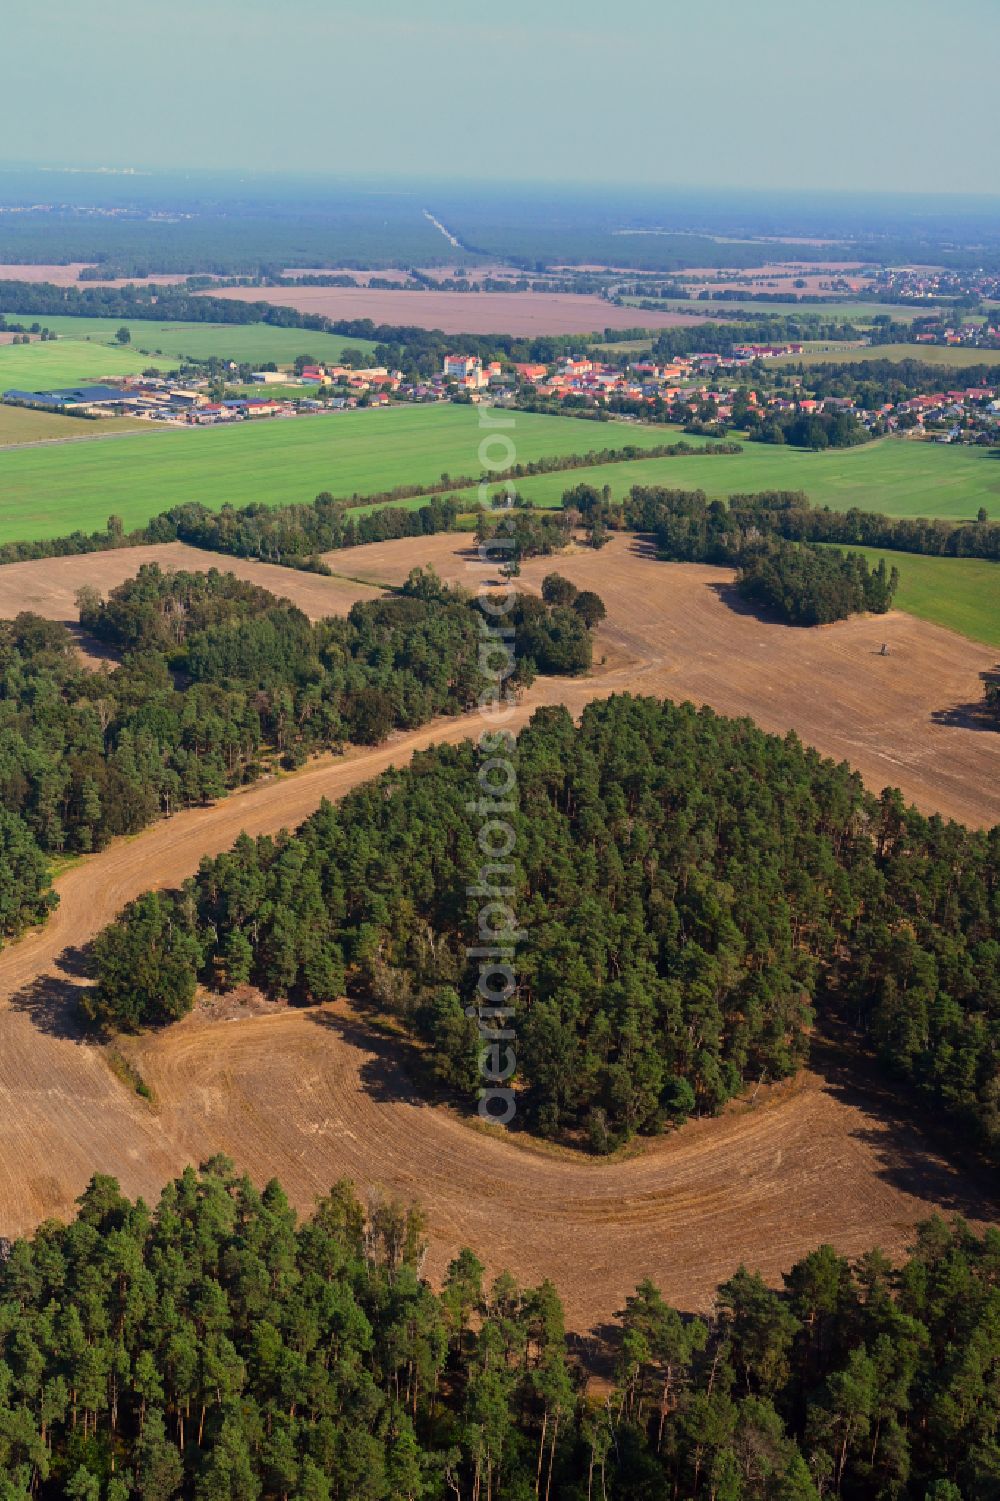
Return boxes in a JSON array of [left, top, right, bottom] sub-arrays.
[[752, 409, 869, 451], [736, 546, 898, 626], [87, 697, 1000, 1161], [621, 488, 899, 624], [0, 567, 599, 943]]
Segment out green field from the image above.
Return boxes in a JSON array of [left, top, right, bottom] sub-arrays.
[[772, 342, 999, 369], [623, 298, 924, 323], [0, 318, 377, 390], [821, 545, 1000, 650], [0, 403, 147, 447], [0, 406, 697, 543], [0, 339, 158, 390], [445, 437, 1000, 521]]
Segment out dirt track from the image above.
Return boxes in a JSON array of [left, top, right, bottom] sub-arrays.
[[0, 532, 998, 1325]]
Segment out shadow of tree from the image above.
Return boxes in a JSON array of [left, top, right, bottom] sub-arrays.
[[8, 969, 91, 1043], [626, 534, 660, 560], [809, 1027, 1000, 1222], [932, 665, 1000, 731], [706, 578, 774, 621], [307, 1006, 434, 1110]]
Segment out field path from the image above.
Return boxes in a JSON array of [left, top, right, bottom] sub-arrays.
[[1, 533, 998, 1325]]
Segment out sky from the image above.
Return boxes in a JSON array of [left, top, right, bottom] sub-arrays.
[[3, 0, 999, 195]]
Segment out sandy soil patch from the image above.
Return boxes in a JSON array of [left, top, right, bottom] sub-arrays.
[[322, 533, 1000, 830]]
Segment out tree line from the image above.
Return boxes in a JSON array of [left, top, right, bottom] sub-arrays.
[[0, 567, 600, 948], [1, 1160, 999, 1498], [86, 696, 1000, 1162], [614, 477, 1000, 568], [783, 356, 1000, 404], [0, 496, 460, 573], [626, 484, 1000, 564], [748, 494, 1000, 563]]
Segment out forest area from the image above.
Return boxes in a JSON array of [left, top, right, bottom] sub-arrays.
[[0, 566, 601, 947], [85, 696, 1000, 1160], [0, 1159, 997, 1501]]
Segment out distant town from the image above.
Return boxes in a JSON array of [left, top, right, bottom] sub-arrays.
[[5, 338, 998, 447]]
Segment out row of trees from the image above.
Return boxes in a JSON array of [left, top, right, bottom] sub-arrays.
[[0, 1159, 997, 1499], [87, 696, 1000, 1158], [0, 567, 601, 945], [0, 495, 461, 571]]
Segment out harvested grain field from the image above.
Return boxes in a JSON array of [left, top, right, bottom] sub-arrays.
[[0, 263, 197, 288], [0, 542, 384, 631], [200, 284, 704, 334], [0, 531, 997, 1328], [322, 532, 1000, 828]]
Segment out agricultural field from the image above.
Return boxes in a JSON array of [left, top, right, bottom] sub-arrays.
[[0, 404, 692, 543], [0, 533, 997, 1325], [0, 316, 377, 382], [446, 434, 1000, 520], [0, 403, 148, 446], [202, 283, 706, 334], [772, 340, 1000, 368], [0, 337, 157, 389], [0, 542, 385, 643]]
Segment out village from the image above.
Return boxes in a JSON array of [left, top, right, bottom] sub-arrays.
[[4, 341, 1000, 446]]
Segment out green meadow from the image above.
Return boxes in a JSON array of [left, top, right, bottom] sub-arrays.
[[0, 406, 695, 543], [445, 436, 1000, 521], [0, 318, 377, 390], [0, 339, 156, 390], [820, 545, 1000, 650], [772, 342, 1000, 369]]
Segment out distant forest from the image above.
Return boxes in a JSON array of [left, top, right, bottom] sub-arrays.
[[88, 696, 1000, 1162]]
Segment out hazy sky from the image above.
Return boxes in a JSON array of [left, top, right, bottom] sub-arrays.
[[4, 0, 998, 194]]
